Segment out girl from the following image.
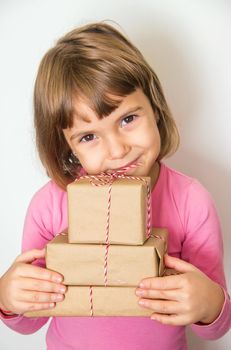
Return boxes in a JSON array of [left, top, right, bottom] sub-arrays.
[[0, 22, 230, 350]]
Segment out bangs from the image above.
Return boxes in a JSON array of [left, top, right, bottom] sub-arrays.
[[53, 54, 143, 130], [58, 67, 139, 130], [72, 69, 138, 119]]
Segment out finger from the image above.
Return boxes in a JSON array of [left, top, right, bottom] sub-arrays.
[[138, 299, 180, 315], [19, 301, 56, 314], [150, 313, 191, 326], [15, 248, 46, 264], [17, 277, 67, 294], [17, 289, 65, 304], [135, 288, 179, 301], [164, 268, 181, 276], [139, 274, 183, 290], [164, 254, 198, 273], [16, 264, 64, 284]]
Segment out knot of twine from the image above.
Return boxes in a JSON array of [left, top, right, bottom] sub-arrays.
[[75, 162, 152, 316]]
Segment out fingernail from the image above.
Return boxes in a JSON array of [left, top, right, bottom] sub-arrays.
[[56, 294, 64, 300], [52, 294, 63, 301], [59, 286, 66, 293], [135, 289, 144, 296], [139, 282, 144, 288], [54, 276, 63, 283], [138, 299, 145, 306]]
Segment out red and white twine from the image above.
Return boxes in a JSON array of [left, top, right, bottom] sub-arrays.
[[75, 162, 152, 316]]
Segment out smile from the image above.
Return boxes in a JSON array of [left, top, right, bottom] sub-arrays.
[[107, 157, 141, 172]]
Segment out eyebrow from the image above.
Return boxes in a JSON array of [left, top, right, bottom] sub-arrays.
[[70, 106, 144, 141]]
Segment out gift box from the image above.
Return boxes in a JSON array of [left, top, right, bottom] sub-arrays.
[[24, 286, 153, 317], [24, 228, 167, 318], [67, 176, 152, 245], [44, 228, 167, 286]]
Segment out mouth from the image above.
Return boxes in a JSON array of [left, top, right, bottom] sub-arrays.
[[107, 157, 141, 173]]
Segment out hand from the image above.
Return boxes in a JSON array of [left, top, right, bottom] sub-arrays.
[[135, 254, 225, 326], [0, 248, 67, 315]]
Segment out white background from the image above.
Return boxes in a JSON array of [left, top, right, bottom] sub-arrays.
[[0, 0, 230, 349]]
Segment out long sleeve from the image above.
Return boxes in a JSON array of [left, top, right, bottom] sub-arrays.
[[191, 289, 231, 339], [180, 179, 231, 339], [1, 180, 67, 334], [0, 313, 49, 335], [152, 163, 231, 342]]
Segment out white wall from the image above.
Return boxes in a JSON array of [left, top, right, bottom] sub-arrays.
[[0, 0, 230, 349]]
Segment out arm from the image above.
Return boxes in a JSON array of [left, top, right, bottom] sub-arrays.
[[136, 179, 231, 339], [0, 181, 63, 334], [181, 180, 231, 339]]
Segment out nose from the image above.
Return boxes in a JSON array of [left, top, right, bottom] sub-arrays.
[[106, 134, 130, 160]]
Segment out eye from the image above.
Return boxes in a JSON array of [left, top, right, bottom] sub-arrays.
[[121, 115, 137, 127], [79, 134, 96, 143]]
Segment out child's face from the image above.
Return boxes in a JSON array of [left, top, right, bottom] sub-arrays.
[[63, 88, 161, 177]]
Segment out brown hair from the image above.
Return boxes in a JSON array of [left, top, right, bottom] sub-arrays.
[[34, 21, 179, 190]]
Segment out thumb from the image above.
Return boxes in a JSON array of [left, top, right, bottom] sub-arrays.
[[14, 248, 46, 264], [164, 254, 198, 273]]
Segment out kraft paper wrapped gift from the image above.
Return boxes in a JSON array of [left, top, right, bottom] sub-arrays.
[[24, 228, 168, 318], [44, 228, 167, 286], [25, 286, 153, 317], [67, 176, 152, 245]]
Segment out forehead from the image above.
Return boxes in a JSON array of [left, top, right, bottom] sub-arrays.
[[72, 88, 146, 123], [72, 93, 122, 122]]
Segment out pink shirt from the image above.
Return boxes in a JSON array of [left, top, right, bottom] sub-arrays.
[[1, 162, 231, 349]]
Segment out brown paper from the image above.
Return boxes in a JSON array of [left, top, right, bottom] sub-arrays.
[[24, 286, 153, 317], [45, 228, 167, 286], [67, 176, 152, 245]]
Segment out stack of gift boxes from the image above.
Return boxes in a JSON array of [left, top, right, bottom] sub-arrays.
[[25, 174, 167, 317]]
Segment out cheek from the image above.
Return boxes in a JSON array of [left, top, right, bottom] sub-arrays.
[[75, 147, 104, 172], [141, 123, 161, 149]]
